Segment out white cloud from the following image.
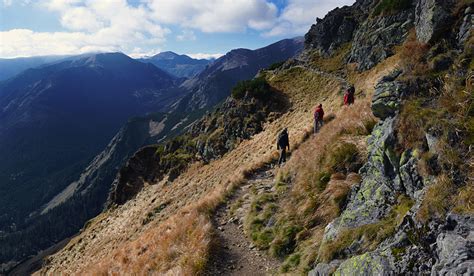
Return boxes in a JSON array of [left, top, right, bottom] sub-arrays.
[[0, 0, 170, 58], [147, 0, 278, 33], [0, 0, 357, 58], [264, 0, 356, 37], [176, 29, 196, 41], [2, 0, 12, 7], [187, 53, 223, 60]]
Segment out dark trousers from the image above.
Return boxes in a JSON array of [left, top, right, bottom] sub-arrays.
[[314, 119, 323, 133], [279, 148, 287, 165]]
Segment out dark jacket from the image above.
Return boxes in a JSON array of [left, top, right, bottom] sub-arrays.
[[277, 130, 289, 150]]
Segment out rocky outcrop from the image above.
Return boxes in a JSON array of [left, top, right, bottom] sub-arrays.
[[108, 146, 162, 205], [415, 0, 456, 44], [349, 9, 414, 70], [304, 6, 357, 55], [328, 213, 474, 276], [305, 0, 415, 70], [324, 117, 401, 241], [190, 85, 288, 162], [371, 70, 405, 119], [458, 7, 474, 46]]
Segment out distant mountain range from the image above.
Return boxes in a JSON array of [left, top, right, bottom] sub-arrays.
[[138, 51, 213, 78], [0, 52, 180, 233], [0, 38, 303, 270], [0, 55, 70, 81], [176, 37, 304, 112]]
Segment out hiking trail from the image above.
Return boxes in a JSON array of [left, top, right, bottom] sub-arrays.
[[205, 164, 281, 275]]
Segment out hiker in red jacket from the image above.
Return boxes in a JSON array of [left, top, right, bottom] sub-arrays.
[[344, 86, 355, 106], [314, 104, 324, 133]]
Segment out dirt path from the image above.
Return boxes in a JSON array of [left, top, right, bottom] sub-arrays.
[[205, 164, 281, 275]]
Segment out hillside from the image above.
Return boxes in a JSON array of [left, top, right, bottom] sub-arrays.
[[38, 0, 473, 275], [0, 38, 305, 272], [0, 52, 183, 270]]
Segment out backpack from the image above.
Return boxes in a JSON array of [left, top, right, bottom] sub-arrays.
[[277, 131, 288, 148]]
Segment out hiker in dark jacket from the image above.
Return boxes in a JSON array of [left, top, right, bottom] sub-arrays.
[[344, 86, 355, 106], [314, 104, 324, 133], [277, 128, 290, 166]]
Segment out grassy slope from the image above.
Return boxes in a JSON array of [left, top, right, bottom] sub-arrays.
[[38, 52, 400, 274]]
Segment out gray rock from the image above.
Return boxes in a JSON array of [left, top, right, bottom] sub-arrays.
[[334, 251, 393, 276], [324, 118, 400, 240], [415, 0, 455, 44], [457, 12, 474, 46], [349, 9, 414, 70], [305, 6, 357, 55], [425, 133, 439, 153], [431, 214, 474, 276], [308, 260, 343, 276], [398, 150, 424, 198], [372, 75, 406, 120]]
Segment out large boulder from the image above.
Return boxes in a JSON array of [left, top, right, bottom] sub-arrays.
[[415, 0, 455, 44]]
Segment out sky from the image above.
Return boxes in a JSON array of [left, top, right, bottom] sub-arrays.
[[0, 0, 355, 59]]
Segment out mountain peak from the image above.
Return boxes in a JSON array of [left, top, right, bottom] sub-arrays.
[[70, 52, 133, 67], [150, 51, 184, 60]]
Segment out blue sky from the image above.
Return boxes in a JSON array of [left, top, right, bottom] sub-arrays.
[[0, 0, 355, 59]]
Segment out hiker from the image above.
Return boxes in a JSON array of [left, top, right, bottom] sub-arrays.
[[314, 104, 324, 133], [277, 128, 290, 166], [344, 86, 355, 106]]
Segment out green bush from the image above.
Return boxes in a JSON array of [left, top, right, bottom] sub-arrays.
[[231, 76, 272, 100], [268, 61, 285, 71], [373, 0, 412, 16], [270, 224, 302, 257], [315, 171, 331, 192], [281, 253, 301, 272]]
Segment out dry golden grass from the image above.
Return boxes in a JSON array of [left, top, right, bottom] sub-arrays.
[[399, 29, 430, 77], [39, 49, 400, 275], [417, 174, 457, 222]]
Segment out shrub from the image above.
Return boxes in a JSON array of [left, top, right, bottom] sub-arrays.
[[281, 253, 301, 272], [270, 224, 302, 257], [373, 0, 412, 16], [268, 61, 285, 71], [315, 171, 331, 192], [231, 77, 272, 100]]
